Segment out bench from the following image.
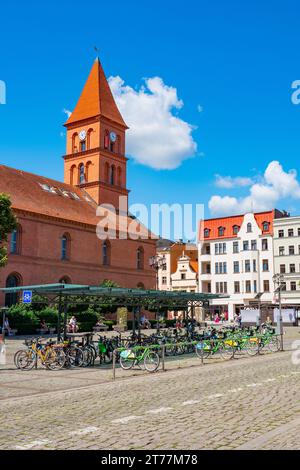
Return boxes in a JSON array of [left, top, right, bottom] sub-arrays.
[[113, 325, 127, 332], [36, 327, 56, 335], [93, 325, 109, 332]]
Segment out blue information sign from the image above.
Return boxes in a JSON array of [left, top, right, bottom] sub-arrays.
[[22, 291, 32, 304]]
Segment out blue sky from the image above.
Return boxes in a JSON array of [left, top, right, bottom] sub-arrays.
[[1, 0, 300, 230]]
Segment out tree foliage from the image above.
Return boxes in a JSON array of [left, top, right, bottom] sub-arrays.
[[0, 193, 17, 267]]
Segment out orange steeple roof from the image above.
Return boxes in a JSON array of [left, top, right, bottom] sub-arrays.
[[65, 58, 128, 128]]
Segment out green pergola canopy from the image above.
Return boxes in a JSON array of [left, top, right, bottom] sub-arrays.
[[1, 283, 228, 308]]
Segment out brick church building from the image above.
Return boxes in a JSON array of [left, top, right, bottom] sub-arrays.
[[0, 58, 156, 305]]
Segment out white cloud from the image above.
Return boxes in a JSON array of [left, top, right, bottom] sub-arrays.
[[108, 76, 197, 170], [209, 161, 300, 216], [215, 175, 254, 189], [63, 108, 72, 118]]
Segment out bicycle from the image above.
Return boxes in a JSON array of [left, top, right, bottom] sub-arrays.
[[195, 337, 234, 360], [119, 345, 160, 372], [14, 338, 66, 370]]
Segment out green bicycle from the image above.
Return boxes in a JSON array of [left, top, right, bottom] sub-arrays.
[[195, 338, 234, 360], [119, 346, 160, 372], [258, 332, 280, 353]]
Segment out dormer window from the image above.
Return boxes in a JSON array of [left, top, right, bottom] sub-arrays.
[[204, 228, 210, 238], [233, 225, 239, 235], [262, 221, 269, 232], [218, 226, 225, 237]]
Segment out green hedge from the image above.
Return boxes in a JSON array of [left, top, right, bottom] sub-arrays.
[[6, 304, 105, 335], [7, 304, 39, 334]]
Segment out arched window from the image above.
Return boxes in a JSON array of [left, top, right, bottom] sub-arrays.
[[262, 221, 269, 232], [72, 133, 78, 153], [10, 225, 22, 255], [80, 140, 86, 152], [104, 130, 109, 149], [61, 233, 71, 260], [137, 282, 145, 290], [59, 276, 72, 284], [104, 162, 110, 183], [218, 226, 225, 237], [85, 161, 92, 182], [110, 165, 115, 185], [102, 240, 111, 266], [117, 167, 122, 186], [5, 273, 22, 307], [78, 163, 85, 184], [87, 128, 93, 150], [70, 165, 77, 186], [247, 223, 252, 233], [117, 135, 121, 154], [137, 246, 144, 270]]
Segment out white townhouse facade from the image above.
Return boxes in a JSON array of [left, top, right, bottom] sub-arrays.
[[273, 216, 300, 310], [198, 210, 286, 320], [157, 242, 198, 292], [170, 253, 198, 293]]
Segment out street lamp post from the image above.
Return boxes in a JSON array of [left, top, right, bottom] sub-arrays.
[[254, 293, 263, 328], [149, 255, 167, 331], [273, 273, 284, 351], [149, 255, 167, 290]]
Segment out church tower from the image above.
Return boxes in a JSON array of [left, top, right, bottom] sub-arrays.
[[63, 58, 129, 212]]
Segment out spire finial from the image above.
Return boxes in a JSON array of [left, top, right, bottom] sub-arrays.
[[94, 46, 100, 60]]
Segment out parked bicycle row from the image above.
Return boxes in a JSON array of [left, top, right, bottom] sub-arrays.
[[14, 323, 281, 371]]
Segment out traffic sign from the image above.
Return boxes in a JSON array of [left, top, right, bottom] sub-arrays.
[[22, 291, 32, 304]]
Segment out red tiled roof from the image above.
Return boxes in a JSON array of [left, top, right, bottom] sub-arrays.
[[190, 260, 198, 274], [65, 58, 128, 128], [199, 210, 275, 240], [0, 165, 154, 238]]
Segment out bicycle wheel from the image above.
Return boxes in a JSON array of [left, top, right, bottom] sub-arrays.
[[264, 336, 280, 353], [218, 342, 234, 360], [14, 350, 36, 370], [195, 342, 211, 359], [144, 351, 160, 372], [46, 348, 66, 370], [86, 344, 97, 364], [67, 345, 84, 367], [81, 346, 94, 367], [245, 338, 259, 356], [119, 350, 136, 370]]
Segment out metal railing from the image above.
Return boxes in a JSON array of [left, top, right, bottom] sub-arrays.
[[111, 334, 282, 380]]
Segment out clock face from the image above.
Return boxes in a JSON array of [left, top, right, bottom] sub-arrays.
[[79, 130, 86, 141], [110, 131, 117, 143]]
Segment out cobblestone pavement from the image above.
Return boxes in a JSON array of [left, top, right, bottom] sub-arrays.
[[0, 331, 300, 450]]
